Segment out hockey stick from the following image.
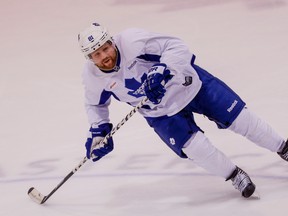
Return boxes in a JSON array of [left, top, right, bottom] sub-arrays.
[[27, 97, 148, 204]]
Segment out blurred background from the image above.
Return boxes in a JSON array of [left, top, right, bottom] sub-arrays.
[[0, 1, 287, 215]]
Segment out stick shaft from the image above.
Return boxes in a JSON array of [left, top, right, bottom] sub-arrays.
[[33, 97, 148, 204], [41, 157, 88, 204], [101, 97, 148, 144]]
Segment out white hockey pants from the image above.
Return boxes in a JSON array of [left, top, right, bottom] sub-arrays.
[[182, 108, 285, 179]]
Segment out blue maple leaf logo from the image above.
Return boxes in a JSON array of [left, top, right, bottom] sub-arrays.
[[125, 74, 147, 98]]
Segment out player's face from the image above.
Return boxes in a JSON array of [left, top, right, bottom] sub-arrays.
[[89, 41, 117, 71]]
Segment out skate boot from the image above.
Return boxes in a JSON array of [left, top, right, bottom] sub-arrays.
[[277, 140, 288, 161], [226, 166, 255, 198]]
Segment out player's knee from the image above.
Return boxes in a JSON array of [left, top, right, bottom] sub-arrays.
[[182, 131, 216, 162], [229, 108, 262, 139]]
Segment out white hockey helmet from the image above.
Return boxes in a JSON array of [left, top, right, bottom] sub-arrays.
[[78, 23, 113, 59]]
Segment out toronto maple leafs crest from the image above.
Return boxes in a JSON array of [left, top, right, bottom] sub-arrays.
[[125, 74, 147, 98]]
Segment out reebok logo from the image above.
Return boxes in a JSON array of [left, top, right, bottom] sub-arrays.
[[109, 82, 117, 89], [128, 60, 137, 70], [227, 100, 238, 113]]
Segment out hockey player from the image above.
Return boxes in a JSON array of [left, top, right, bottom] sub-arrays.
[[78, 23, 287, 198]]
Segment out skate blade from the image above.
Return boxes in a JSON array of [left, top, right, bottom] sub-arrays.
[[248, 190, 261, 200]]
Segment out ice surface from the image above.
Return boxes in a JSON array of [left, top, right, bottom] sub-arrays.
[[0, 0, 288, 215]]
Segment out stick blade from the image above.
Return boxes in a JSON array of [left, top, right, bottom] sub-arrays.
[[28, 187, 45, 204]]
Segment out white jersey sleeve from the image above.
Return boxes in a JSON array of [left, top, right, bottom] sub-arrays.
[[82, 62, 111, 126]]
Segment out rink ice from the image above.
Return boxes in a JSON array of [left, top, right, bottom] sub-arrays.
[[0, 0, 288, 215]]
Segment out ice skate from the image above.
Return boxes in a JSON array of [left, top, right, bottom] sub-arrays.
[[277, 140, 288, 161], [226, 167, 256, 198]]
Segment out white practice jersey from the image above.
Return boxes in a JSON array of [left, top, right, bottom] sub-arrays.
[[82, 28, 202, 126]]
